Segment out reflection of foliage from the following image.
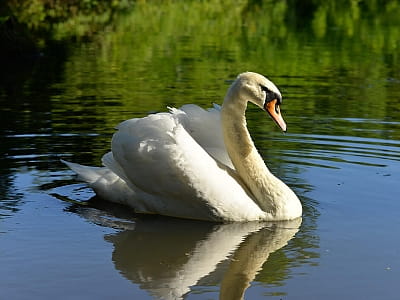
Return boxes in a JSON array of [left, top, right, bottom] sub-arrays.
[[2, 0, 399, 163], [7, 0, 133, 42], [12, 0, 394, 166], [82, 0, 399, 134], [309, 0, 400, 53], [5, 0, 400, 54]]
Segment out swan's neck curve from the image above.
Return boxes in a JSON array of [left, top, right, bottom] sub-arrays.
[[221, 86, 301, 218]]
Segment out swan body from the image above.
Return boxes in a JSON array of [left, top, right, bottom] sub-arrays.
[[63, 72, 302, 222]]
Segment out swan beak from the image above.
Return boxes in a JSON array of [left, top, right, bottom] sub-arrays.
[[264, 99, 287, 132]]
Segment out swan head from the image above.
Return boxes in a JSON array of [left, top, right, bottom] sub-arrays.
[[229, 72, 287, 132]]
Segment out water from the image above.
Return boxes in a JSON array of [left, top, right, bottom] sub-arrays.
[[1, 1, 400, 299]]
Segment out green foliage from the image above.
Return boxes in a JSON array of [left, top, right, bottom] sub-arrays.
[[7, 0, 134, 42]]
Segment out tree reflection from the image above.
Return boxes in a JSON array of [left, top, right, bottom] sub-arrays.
[[5, 0, 400, 56]]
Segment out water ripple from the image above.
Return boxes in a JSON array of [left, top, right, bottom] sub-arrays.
[[275, 133, 400, 169]]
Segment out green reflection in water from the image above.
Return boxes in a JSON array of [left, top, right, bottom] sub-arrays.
[[4, 0, 399, 140], [46, 0, 400, 133]]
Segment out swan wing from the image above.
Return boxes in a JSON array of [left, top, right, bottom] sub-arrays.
[[174, 104, 234, 169], [110, 110, 265, 221]]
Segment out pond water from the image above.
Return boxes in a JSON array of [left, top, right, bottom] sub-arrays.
[[1, 1, 400, 299]]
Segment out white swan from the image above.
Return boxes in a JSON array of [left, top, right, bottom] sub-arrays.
[[63, 72, 302, 222]]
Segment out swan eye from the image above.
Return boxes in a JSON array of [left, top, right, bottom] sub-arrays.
[[260, 85, 280, 104]]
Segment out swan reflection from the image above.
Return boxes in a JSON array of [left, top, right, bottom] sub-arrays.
[[105, 218, 302, 299]]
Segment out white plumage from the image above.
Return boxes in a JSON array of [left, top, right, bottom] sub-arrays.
[[63, 72, 302, 222]]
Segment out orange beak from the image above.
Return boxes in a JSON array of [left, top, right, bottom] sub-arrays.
[[264, 99, 287, 132]]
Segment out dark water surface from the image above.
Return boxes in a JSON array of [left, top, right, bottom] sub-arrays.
[[1, 1, 400, 299]]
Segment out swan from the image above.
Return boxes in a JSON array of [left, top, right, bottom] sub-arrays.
[[62, 72, 302, 222]]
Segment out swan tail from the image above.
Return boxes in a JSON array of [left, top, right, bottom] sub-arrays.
[[61, 159, 136, 206], [61, 159, 107, 184]]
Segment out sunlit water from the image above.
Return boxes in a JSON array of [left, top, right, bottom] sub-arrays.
[[1, 1, 400, 299]]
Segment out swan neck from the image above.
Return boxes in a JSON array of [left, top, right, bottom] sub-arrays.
[[220, 81, 302, 219], [221, 91, 278, 213]]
